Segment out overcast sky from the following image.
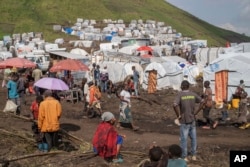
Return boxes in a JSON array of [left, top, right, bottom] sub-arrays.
[[166, 0, 250, 36]]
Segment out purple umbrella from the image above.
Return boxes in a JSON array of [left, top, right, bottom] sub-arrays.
[[34, 77, 69, 91]]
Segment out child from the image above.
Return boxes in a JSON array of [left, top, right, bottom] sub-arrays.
[[139, 146, 168, 167], [168, 144, 187, 167], [220, 99, 231, 122], [30, 95, 43, 134]]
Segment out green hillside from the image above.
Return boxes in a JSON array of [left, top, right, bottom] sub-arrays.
[[0, 0, 249, 46]]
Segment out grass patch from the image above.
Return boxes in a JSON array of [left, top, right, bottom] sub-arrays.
[[0, 0, 249, 45]]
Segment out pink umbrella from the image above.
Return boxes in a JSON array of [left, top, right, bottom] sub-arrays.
[[0, 57, 36, 69], [49, 59, 89, 72], [34, 77, 69, 90]]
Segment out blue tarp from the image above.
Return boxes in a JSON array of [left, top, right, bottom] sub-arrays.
[[63, 27, 73, 34], [105, 35, 112, 41]]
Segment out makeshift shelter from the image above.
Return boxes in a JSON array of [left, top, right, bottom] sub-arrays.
[[154, 56, 199, 85], [195, 47, 224, 72], [119, 45, 139, 55], [182, 65, 200, 85], [70, 48, 88, 56], [223, 42, 250, 53], [0, 51, 12, 60], [203, 52, 250, 102], [147, 69, 157, 93], [142, 61, 183, 91], [97, 61, 143, 84]]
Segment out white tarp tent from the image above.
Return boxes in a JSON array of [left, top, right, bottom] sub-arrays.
[[97, 61, 143, 84], [223, 43, 250, 53], [154, 56, 199, 85], [182, 65, 200, 85], [203, 52, 250, 101], [195, 47, 224, 73], [119, 45, 139, 55], [142, 61, 183, 90], [70, 48, 88, 56], [0, 51, 12, 60]]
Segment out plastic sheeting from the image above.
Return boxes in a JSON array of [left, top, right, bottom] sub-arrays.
[[203, 52, 250, 101], [142, 61, 183, 90]]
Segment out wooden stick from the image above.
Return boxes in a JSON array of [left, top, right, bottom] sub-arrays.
[[11, 114, 88, 145], [5, 151, 65, 162], [121, 150, 147, 156], [0, 129, 36, 143], [135, 96, 153, 105]]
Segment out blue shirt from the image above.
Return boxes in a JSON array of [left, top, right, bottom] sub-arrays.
[[7, 80, 19, 99], [133, 70, 139, 82], [168, 159, 187, 167], [94, 68, 100, 80]]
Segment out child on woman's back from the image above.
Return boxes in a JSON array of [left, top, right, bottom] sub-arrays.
[[168, 144, 187, 167]]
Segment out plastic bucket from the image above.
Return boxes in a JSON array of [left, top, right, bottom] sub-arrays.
[[232, 99, 240, 108]]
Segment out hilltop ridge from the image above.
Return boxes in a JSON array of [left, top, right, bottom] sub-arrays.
[[0, 0, 249, 46]]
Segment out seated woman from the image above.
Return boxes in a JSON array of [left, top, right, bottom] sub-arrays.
[[92, 112, 125, 163]]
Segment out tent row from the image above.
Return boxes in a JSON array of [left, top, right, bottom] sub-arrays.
[[77, 55, 200, 92]]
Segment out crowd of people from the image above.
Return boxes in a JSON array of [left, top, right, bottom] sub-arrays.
[[1, 62, 249, 165]]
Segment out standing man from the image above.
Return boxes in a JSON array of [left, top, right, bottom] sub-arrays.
[[32, 65, 42, 95], [90, 63, 96, 81], [7, 74, 20, 115], [100, 65, 109, 92], [132, 66, 139, 97], [81, 78, 89, 111], [234, 80, 245, 99], [17, 73, 27, 106], [32, 65, 43, 82], [173, 80, 204, 162], [94, 65, 100, 87], [38, 90, 62, 152]]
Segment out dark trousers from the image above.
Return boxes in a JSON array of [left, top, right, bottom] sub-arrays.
[[44, 131, 59, 151], [203, 107, 214, 126]]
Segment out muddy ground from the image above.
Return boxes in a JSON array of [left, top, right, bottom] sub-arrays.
[[0, 75, 250, 167]]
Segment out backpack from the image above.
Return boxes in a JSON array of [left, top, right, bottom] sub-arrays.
[[94, 86, 102, 99]]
